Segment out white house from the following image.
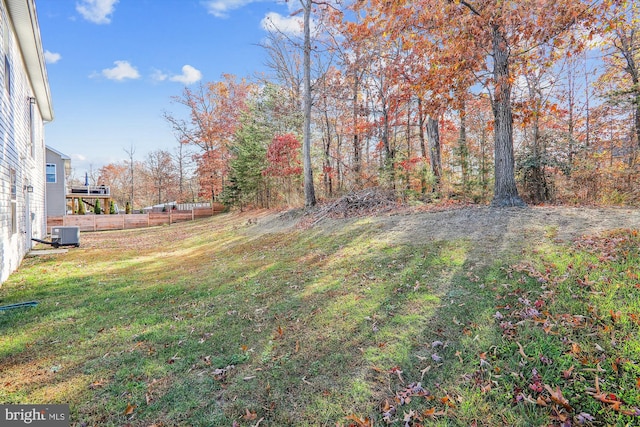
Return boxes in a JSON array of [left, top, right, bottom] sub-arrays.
[[0, 0, 53, 284]]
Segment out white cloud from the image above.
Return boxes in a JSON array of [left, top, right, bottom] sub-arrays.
[[76, 0, 119, 24], [169, 65, 203, 85], [44, 50, 62, 64], [99, 60, 140, 81], [203, 0, 260, 18], [151, 69, 168, 82], [261, 12, 304, 36]]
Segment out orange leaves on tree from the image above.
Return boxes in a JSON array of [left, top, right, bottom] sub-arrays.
[[264, 133, 303, 178]]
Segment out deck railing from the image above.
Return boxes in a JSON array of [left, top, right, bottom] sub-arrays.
[[68, 185, 110, 196]]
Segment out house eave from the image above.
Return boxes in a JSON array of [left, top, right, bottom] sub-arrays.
[[6, 0, 53, 122]]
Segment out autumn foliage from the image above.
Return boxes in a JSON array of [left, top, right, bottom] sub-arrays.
[[263, 134, 302, 178], [81, 0, 634, 210]]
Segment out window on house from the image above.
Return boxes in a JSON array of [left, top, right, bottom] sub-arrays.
[[46, 163, 56, 183], [10, 168, 16, 198]]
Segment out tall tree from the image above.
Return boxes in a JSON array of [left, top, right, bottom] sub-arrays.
[[353, 0, 602, 206], [301, 0, 317, 206], [600, 1, 640, 163], [144, 150, 178, 205], [98, 162, 129, 208], [164, 74, 252, 201], [124, 144, 136, 208]]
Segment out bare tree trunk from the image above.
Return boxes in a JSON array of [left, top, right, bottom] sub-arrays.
[[634, 76, 640, 165], [322, 107, 333, 196], [426, 115, 442, 190], [490, 25, 525, 207], [381, 101, 394, 187], [417, 98, 428, 194], [480, 124, 489, 199], [353, 74, 361, 187], [458, 103, 469, 194], [302, 0, 316, 207], [124, 145, 136, 209]]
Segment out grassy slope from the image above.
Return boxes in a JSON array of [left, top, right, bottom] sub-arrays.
[[1, 212, 639, 426]]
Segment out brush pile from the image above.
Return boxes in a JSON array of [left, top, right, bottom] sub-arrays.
[[310, 187, 401, 225]]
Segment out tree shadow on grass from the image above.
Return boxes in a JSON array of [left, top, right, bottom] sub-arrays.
[[0, 209, 555, 426]]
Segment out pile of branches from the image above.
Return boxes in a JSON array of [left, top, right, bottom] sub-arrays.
[[310, 187, 402, 224]]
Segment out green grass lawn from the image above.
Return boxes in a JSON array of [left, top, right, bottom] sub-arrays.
[[1, 212, 639, 426]]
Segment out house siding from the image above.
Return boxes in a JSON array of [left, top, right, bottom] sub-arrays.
[[46, 148, 67, 216], [0, 0, 48, 284]]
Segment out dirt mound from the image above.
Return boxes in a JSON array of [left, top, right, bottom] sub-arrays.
[[249, 204, 640, 263]]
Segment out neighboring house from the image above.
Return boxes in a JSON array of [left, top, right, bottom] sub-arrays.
[[0, 0, 54, 284], [45, 146, 70, 217]]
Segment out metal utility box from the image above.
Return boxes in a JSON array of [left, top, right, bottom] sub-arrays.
[[51, 226, 80, 247]]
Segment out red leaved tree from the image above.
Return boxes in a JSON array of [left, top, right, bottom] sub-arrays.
[[264, 133, 303, 205]]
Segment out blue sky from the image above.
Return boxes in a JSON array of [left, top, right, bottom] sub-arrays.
[[38, 0, 302, 180]]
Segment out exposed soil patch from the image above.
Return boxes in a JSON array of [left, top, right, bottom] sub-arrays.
[[249, 205, 640, 263]]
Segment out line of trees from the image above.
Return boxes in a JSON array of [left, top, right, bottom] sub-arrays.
[[69, 146, 199, 212], [95, 0, 640, 210]]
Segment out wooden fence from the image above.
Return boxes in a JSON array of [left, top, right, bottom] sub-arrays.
[[47, 205, 225, 233]]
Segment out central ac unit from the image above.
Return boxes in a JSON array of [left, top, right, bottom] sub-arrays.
[[51, 226, 80, 247]]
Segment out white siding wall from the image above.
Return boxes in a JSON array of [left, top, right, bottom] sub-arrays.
[[0, 1, 47, 284], [45, 149, 67, 216]]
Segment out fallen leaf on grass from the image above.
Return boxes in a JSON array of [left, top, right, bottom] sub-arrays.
[[576, 412, 594, 424], [610, 310, 621, 323], [440, 395, 455, 408], [390, 366, 404, 384], [544, 384, 572, 411], [420, 365, 432, 381], [243, 409, 257, 420], [562, 365, 575, 380], [381, 400, 396, 422], [423, 407, 445, 417], [344, 414, 373, 427], [88, 380, 105, 390], [402, 409, 417, 423], [516, 341, 533, 360], [123, 403, 136, 416], [274, 325, 284, 339]]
